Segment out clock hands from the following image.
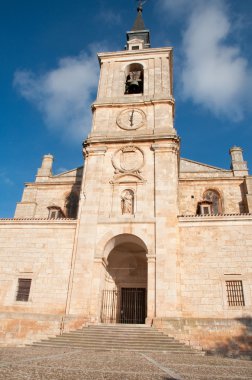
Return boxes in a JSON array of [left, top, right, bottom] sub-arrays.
[[129, 110, 134, 127]]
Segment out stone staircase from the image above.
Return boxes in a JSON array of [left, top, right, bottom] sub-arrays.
[[31, 324, 202, 354]]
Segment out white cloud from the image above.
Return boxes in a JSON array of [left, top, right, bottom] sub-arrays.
[[97, 9, 121, 26], [159, 0, 252, 121], [158, 0, 202, 17], [14, 46, 101, 141]]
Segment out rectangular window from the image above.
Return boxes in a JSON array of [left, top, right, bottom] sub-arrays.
[[226, 280, 245, 307], [132, 46, 139, 50], [16, 278, 32, 301]]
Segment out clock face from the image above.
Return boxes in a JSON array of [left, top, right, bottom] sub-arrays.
[[116, 108, 145, 130]]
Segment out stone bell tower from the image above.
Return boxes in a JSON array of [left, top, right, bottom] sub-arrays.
[[66, 5, 181, 324]]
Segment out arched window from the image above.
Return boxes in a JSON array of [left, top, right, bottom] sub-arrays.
[[203, 189, 222, 214], [125, 63, 143, 95], [121, 189, 134, 215], [65, 192, 79, 218]]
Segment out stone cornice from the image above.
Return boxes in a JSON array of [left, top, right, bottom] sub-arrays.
[[92, 97, 175, 108], [97, 47, 172, 62], [179, 176, 243, 182], [179, 213, 252, 224], [0, 218, 77, 225], [84, 134, 179, 146], [24, 181, 81, 187]]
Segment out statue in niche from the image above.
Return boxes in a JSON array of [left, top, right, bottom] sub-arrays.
[[121, 189, 134, 215]]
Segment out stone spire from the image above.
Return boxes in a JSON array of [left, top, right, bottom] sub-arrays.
[[132, 3, 146, 31], [126, 2, 150, 50]]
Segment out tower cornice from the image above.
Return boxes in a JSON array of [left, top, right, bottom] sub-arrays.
[[97, 47, 173, 64]]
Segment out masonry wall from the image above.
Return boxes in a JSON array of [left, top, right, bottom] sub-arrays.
[[178, 178, 247, 215], [0, 220, 77, 345], [179, 216, 252, 318]]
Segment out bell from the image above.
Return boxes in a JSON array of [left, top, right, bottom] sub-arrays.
[[128, 80, 140, 94]]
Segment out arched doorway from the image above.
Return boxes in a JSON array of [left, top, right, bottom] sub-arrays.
[[101, 234, 147, 324]]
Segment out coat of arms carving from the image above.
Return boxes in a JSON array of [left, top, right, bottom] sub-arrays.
[[112, 145, 144, 173]]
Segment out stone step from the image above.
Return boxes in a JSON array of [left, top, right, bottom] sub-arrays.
[[32, 342, 194, 351], [30, 324, 202, 354], [41, 339, 183, 347], [36, 341, 187, 348], [31, 343, 199, 354], [53, 333, 174, 341]]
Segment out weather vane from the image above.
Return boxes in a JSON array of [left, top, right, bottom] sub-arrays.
[[136, 0, 148, 11]]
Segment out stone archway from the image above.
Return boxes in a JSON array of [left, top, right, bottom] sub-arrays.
[[101, 234, 148, 324]]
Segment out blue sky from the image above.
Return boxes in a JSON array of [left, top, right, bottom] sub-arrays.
[[1, 0, 252, 217]]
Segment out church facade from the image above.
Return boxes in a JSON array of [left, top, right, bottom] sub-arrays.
[[1, 8, 252, 351]]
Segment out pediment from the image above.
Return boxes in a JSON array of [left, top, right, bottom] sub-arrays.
[[110, 172, 145, 184]]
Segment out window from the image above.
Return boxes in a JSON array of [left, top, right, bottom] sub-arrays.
[[203, 189, 222, 214], [132, 46, 140, 50], [197, 201, 212, 215], [125, 63, 143, 94], [16, 278, 32, 301], [48, 206, 64, 219], [226, 280, 245, 307]]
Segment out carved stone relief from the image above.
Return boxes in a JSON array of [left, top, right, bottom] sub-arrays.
[[112, 146, 144, 174]]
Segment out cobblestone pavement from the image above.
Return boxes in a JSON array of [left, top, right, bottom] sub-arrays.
[[0, 347, 252, 380]]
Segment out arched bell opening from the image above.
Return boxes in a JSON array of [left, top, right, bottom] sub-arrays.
[[125, 63, 144, 95], [101, 234, 147, 324]]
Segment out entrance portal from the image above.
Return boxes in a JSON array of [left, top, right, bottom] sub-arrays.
[[101, 235, 147, 324]]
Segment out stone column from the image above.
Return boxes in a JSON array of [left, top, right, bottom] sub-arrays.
[[146, 253, 156, 324]]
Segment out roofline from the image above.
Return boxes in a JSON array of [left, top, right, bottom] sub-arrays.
[[180, 157, 230, 172]]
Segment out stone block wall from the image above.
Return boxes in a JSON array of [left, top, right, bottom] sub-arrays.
[[179, 216, 252, 318], [153, 317, 252, 356], [0, 220, 77, 345]]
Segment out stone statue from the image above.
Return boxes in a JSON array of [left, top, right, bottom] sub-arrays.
[[121, 190, 134, 214]]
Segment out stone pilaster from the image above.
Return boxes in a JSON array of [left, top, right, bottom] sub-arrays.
[[146, 253, 156, 322], [67, 145, 107, 317], [152, 139, 181, 317]]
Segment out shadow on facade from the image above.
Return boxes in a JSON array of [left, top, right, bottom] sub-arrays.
[[65, 166, 83, 218], [208, 317, 252, 359]]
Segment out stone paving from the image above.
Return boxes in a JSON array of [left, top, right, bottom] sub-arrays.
[[0, 347, 252, 380]]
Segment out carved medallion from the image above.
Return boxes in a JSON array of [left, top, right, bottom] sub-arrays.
[[112, 146, 144, 173], [116, 108, 146, 130]]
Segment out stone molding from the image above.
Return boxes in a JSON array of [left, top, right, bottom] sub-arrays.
[[0, 218, 77, 224], [85, 134, 178, 145], [151, 141, 179, 154], [83, 146, 108, 157]]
